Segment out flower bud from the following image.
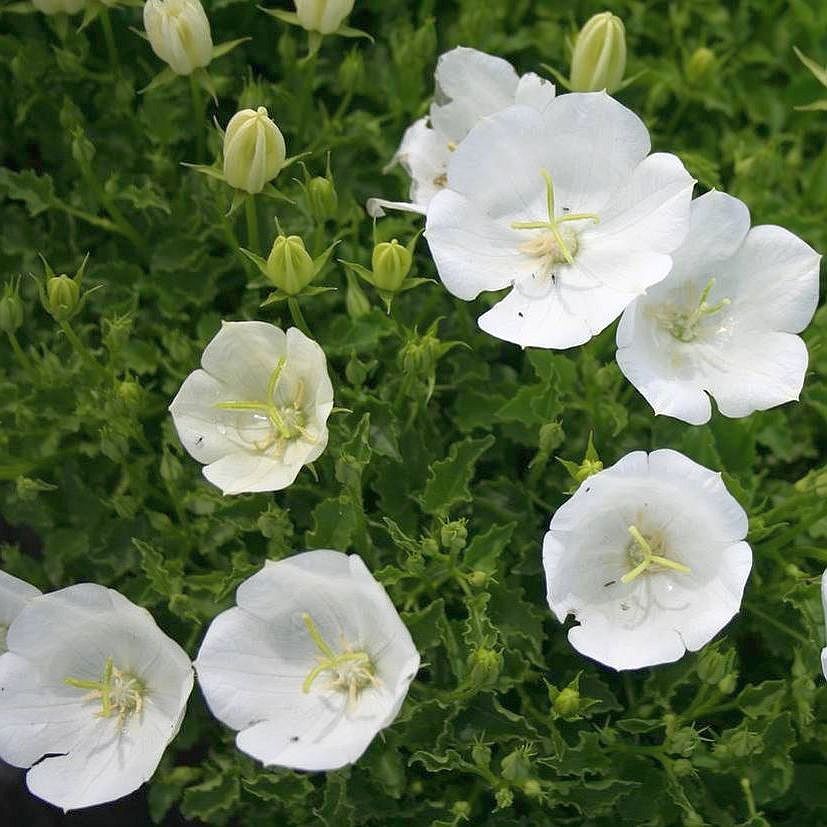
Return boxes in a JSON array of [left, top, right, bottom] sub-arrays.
[[0, 291, 23, 335], [570, 11, 627, 94], [223, 107, 287, 194], [345, 272, 371, 318], [32, 0, 85, 14], [143, 0, 213, 77], [686, 47, 717, 85], [501, 747, 533, 784], [440, 520, 468, 553], [522, 779, 543, 799], [46, 275, 81, 322], [371, 239, 412, 292], [468, 647, 502, 688], [306, 176, 338, 221], [553, 687, 581, 718], [294, 0, 355, 35], [266, 235, 315, 295]]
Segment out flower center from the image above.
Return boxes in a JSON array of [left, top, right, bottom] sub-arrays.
[[511, 169, 599, 269], [301, 613, 380, 709], [214, 358, 316, 454], [65, 657, 146, 728], [659, 277, 731, 343], [621, 525, 691, 584]]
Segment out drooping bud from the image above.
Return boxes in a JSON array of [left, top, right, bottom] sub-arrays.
[[266, 236, 315, 295], [32, 0, 85, 14], [570, 11, 627, 94], [306, 176, 339, 221], [371, 239, 412, 292], [46, 275, 81, 322], [0, 285, 24, 335], [686, 47, 717, 85], [143, 0, 213, 77], [293, 0, 355, 35], [223, 107, 287, 194]]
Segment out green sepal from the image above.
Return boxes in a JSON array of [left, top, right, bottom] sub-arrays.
[[258, 183, 296, 204], [259, 7, 300, 25], [336, 25, 374, 42], [193, 67, 218, 104], [212, 38, 250, 60], [340, 260, 376, 287], [78, 3, 102, 31], [1, 2, 36, 12], [260, 285, 336, 308], [795, 99, 827, 111], [139, 66, 177, 95], [226, 190, 249, 218], [181, 163, 226, 183], [794, 46, 827, 88], [311, 241, 340, 279], [396, 277, 436, 293], [239, 248, 270, 279]]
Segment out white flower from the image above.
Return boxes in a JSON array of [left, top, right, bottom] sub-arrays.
[[424, 92, 695, 350], [616, 191, 821, 424], [0, 570, 41, 653], [542, 449, 752, 670], [195, 550, 420, 771], [368, 47, 556, 217], [169, 322, 334, 495], [143, 0, 213, 77], [0, 584, 193, 811], [223, 107, 287, 194], [294, 0, 354, 35], [32, 0, 85, 13]]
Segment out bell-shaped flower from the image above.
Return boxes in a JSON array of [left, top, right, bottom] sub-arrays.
[[542, 449, 752, 670], [169, 322, 334, 495], [0, 584, 194, 811], [0, 570, 41, 654], [616, 191, 821, 424], [424, 92, 695, 350], [223, 107, 288, 194], [144, 0, 213, 77], [195, 550, 420, 771], [368, 47, 556, 217]]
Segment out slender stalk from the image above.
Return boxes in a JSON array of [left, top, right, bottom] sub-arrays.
[[99, 9, 119, 72], [189, 74, 206, 164], [748, 604, 811, 646], [287, 297, 311, 336], [78, 166, 143, 251], [6, 332, 34, 373], [244, 196, 260, 253], [59, 320, 96, 368]]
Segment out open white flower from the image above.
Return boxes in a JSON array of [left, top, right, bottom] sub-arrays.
[[368, 46, 556, 217], [169, 322, 334, 495], [542, 449, 752, 670], [616, 191, 821, 424], [0, 584, 193, 811], [0, 570, 41, 654], [195, 550, 420, 771], [424, 92, 695, 350]]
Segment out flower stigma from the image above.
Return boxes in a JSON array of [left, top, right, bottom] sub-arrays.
[[214, 358, 316, 454], [659, 277, 731, 343], [511, 169, 599, 270], [65, 657, 147, 729], [621, 525, 691, 584], [301, 613, 380, 709]]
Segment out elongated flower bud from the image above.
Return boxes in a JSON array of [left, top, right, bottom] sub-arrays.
[[570, 11, 627, 93], [223, 107, 287, 194], [267, 235, 315, 295], [294, 0, 355, 35], [307, 176, 338, 221], [0, 292, 23, 335], [144, 0, 213, 77], [46, 275, 81, 322], [371, 239, 412, 292], [32, 0, 85, 14]]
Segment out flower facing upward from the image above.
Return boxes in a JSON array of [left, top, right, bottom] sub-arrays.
[[169, 322, 334, 495], [144, 0, 213, 77], [542, 449, 752, 670], [195, 551, 420, 771], [0, 570, 41, 654], [293, 0, 355, 35], [369, 47, 556, 217], [0, 584, 193, 811], [616, 190, 821, 424], [425, 92, 695, 350], [223, 107, 287, 194]]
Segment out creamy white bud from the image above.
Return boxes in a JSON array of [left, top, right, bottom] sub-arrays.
[[570, 11, 627, 93], [143, 0, 214, 77], [223, 107, 287, 194], [294, 0, 355, 35]]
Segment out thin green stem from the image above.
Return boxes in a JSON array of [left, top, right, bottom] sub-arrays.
[[287, 297, 311, 336], [6, 332, 34, 373], [189, 74, 206, 164], [59, 320, 96, 367], [100, 9, 119, 72], [78, 166, 143, 251], [245, 196, 260, 253], [747, 604, 811, 646]]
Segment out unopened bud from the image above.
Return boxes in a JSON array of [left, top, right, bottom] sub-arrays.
[[223, 107, 287, 194], [570, 11, 627, 93], [144, 0, 213, 76], [440, 520, 468, 552], [522, 779, 543, 798], [267, 235, 315, 295], [307, 176, 338, 221], [46, 275, 81, 322], [553, 687, 580, 718], [501, 748, 533, 784], [372, 239, 412, 292], [468, 647, 502, 687], [0, 291, 23, 335], [117, 380, 141, 404], [294, 0, 354, 35], [345, 272, 371, 318], [686, 47, 716, 85]]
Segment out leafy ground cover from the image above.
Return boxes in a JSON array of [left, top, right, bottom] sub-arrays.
[[1, 0, 827, 824]]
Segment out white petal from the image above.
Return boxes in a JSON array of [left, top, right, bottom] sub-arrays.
[[514, 72, 556, 111], [203, 451, 305, 495], [389, 117, 451, 211], [0, 570, 40, 633], [366, 198, 426, 219]]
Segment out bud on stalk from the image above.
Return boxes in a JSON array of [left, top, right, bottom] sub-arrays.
[[144, 0, 214, 77], [223, 107, 287, 194], [570, 11, 627, 94], [294, 0, 355, 35]]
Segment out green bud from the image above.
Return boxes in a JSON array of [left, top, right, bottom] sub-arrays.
[[553, 687, 581, 718], [538, 422, 565, 455], [570, 12, 627, 94], [0, 290, 23, 335], [471, 742, 492, 769], [575, 458, 603, 482], [686, 47, 717, 85], [420, 538, 440, 556], [337, 49, 365, 93], [501, 747, 534, 784], [468, 570, 490, 589], [697, 646, 734, 685], [494, 788, 513, 810], [46, 275, 81, 322], [117, 380, 142, 404], [307, 176, 338, 221], [371, 239, 412, 292], [522, 779, 543, 799], [672, 758, 694, 778], [451, 801, 471, 818], [440, 520, 468, 552], [345, 272, 371, 319], [717, 673, 738, 695], [468, 647, 502, 687], [267, 235, 315, 295]]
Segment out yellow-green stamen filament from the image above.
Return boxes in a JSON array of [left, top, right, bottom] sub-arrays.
[[621, 525, 691, 584], [65, 657, 146, 727], [667, 278, 731, 342]]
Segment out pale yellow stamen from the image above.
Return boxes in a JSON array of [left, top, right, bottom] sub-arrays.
[[65, 657, 146, 729], [621, 525, 691, 584]]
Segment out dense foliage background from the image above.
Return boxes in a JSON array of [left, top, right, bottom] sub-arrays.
[[1, 0, 826, 824]]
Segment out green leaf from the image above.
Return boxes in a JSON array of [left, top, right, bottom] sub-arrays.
[[420, 435, 496, 516]]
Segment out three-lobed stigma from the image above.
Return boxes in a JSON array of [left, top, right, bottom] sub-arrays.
[[65, 657, 147, 729], [621, 525, 691, 584]]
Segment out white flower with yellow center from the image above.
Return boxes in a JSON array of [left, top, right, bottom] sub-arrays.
[[169, 322, 334, 495], [0, 584, 193, 811], [368, 46, 556, 217], [543, 449, 752, 670], [195, 551, 420, 771], [616, 191, 821, 424], [0, 570, 41, 654], [424, 91, 695, 349]]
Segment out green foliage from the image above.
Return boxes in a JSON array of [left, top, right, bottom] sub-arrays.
[[0, 0, 826, 825]]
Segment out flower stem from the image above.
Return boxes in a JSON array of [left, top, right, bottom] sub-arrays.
[[6, 332, 34, 374], [99, 9, 119, 72], [287, 297, 311, 336], [189, 74, 206, 164], [59, 320, 96, 367], [245, 196, 260, 253]]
